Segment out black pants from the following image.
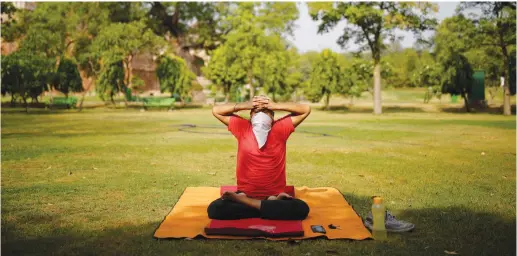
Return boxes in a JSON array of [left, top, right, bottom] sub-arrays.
[[207, 197, 310, 220]]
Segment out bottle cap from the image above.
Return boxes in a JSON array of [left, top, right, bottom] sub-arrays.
[[373, 196, 383, 204]]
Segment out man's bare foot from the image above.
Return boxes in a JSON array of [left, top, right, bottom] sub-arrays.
[[222, 191, 247, 202], [277, 192, 293, 200], [222, 191, 262, 210], [267, 193, 292, 200]]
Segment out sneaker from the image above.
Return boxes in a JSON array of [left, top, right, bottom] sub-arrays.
[[364, 211, 415, 233]]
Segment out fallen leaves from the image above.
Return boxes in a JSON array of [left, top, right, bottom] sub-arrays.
[[444, 250, 459, 255]]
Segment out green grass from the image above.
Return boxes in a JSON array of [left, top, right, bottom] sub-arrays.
[[1, 105, 516, 256]]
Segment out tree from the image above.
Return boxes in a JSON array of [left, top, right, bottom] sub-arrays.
[[465, 46, 505, 104], [440, 54, 475, 111], [434, 15, 477, 111], [14, 3, 71, 103], [203, 44, 246, 103], [1, 51, 52, 112], [343, 58, 373, 105], [222, 20, 270, 99], [96, 60, 125, 105], [256, 51, 287, 102], [156, 55, 195, 104], [146, 2, 233, 74], [412, 62, 442, 103], [66, 2, 111, 111], [282, 49, 305, 102], [458, 2, 516, 115], [309, 2, 437, 114], [307, 49, 348, 110], [383, 48, 421, 88], [93, 21, 166, 107], [255, 38, 297, 102], [51, 58, 83, 98], [210, 2, 298, 99]]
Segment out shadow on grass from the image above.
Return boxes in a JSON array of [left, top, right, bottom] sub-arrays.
[[326, 104, 427, 113], [1, 103, 205, 115], [323, 103, 517, 116], [2, 193, 515, 255], [440, 104, 516, 115]]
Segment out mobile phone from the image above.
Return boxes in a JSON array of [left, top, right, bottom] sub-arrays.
[[311, 225, 326, 234]]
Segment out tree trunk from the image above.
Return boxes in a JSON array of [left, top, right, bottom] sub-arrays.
[[121, 59, 130, 109], [79, 92, 87, 112], [47, 84, 54, 109], [120, 84, 128, 109], [503, 58, 511, 115], [248, 70, 254, 99], [461, 91, 470, 112], [224, 84, 230, 103], [110, 92, 116, 106], [324, 92, 331, 110], [79, 77, 94, 112], [48, 56, 62, 106], [23, 97, 29, 113], [11, 95, 16, 107], [128, 55, 133, 88], [498, 19, 511, 116], [373, 61, 382, 115]]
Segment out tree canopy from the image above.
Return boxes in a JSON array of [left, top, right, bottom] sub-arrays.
[[156, 55, 196, 103], [309, 2, 438, 114]]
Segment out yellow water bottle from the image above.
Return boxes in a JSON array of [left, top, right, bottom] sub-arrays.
[[372, 196, 387, 240]]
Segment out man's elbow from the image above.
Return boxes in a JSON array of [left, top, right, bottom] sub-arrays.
[[212, 106, 220, 117], [305, 105, 311, 116]]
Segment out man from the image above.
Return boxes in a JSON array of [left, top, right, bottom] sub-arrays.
[[207, 96, 311, 220]]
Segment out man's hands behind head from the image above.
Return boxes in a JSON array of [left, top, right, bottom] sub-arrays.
[[253, 95, 276, 110]]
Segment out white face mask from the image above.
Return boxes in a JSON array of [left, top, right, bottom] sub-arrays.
[[251, 112, 272, 149]]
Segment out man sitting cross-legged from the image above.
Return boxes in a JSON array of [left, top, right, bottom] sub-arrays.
[[207, 96, 311, 220]]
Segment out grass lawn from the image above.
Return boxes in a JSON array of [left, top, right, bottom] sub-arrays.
[[1, 106, 515, 255]]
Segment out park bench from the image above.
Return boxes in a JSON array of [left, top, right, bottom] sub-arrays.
[[46, 96, 78, 109], [143, 97, 176, 110]]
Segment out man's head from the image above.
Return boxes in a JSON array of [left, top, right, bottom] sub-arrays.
[[250, 108, 274, 120], [250, 95, 274, 120]]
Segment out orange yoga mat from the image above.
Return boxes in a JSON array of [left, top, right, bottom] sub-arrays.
[[154, 187, 372, 240]]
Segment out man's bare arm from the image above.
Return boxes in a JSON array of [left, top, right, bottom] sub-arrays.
[[212, 102, 254, 126], [269, 102, 311, 128]]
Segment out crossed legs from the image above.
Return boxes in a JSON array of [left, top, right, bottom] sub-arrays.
[[207, 191, 310, 220]]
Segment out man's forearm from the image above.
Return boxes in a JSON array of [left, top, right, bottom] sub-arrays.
[[270, 102, 310, 116], [212, 102, 253, 116]]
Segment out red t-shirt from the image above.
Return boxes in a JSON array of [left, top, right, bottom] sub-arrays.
[[228, 115, 295, 198]]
